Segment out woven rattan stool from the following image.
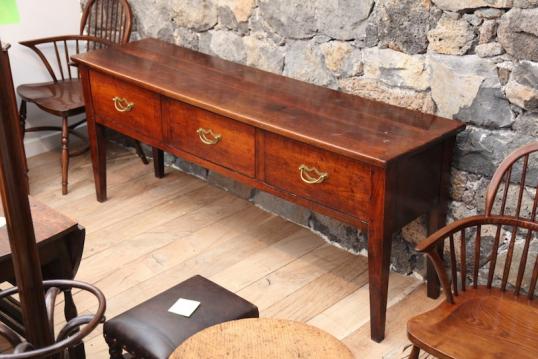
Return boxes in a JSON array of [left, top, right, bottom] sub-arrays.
[[170, 318, 354, 358]]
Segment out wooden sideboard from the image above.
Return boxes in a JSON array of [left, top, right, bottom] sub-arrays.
[[72, 38, 465, 342]]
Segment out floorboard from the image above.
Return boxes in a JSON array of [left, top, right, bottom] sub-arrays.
[[21, 145, 435, 358]]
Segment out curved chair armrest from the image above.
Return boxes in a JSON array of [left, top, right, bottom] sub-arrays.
[[18, 35, 113, 82], [416, 215, 538, 304], [19, 34, 112, 49], [416, 215, 538, 253]]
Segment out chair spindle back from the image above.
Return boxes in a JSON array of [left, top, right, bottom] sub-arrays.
[[80, 0, 133, 45], [484, 142, 538, 295], [423, 217, 538, 304], [419, 143, 538, 304], [486, 142, 538, 220]]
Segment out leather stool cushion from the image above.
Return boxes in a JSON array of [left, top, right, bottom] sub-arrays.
[[103, 275, 259, 359]]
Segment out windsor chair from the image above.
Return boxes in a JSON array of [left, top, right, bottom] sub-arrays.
[[407, 142, 538, 359], [17, 0, 148, 195]]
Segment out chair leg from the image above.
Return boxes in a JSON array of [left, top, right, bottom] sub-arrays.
[[64, 289, 78, 322], [18, 100, 29, 194], [105, 335, 124, 359], [133, 140, 149, 165], [409, 345, 420, 359], [68, 339, 86, 359], [19, 100, 26, 140], [61, 116, 70, 195]]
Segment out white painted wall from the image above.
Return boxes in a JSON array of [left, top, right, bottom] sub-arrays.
[[0, 0, 82, 157]]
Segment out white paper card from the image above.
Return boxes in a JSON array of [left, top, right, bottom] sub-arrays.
[[168, 298, 200, 317], [0, 217, 6, 228]]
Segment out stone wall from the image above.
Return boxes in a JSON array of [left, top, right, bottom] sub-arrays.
[[96, 0, 538, 277]]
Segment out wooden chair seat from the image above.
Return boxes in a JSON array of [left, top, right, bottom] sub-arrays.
[[17, 79, 84, 117], [408, 287, 538, 359]]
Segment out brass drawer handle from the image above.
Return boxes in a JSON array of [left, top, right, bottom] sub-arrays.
[[299, 164, 328, 184], [197, 128, 222, 145], [112, 97, 135, 112]]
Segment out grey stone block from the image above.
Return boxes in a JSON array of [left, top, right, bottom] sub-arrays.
[[207, 171, 254, 200], [391, 233, 421, 275], [252, 191, 311, 227], [476, 43, 505, 58], [209, 30, 246, 63], [373, 0, 440, 55], [309, 212, 367, 254], [498, 8, 538, 62], [454, 126, 537, 182], [514, 112, 538, 137], [505, 61, 538, 111], [172, 158, 208, 180], [283, 40, 336, 87], [455, 81, 514, 128]]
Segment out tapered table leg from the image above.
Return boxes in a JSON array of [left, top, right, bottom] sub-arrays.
[[368, 166, 395, 342], [426, 207, 443, 298], [368, 229, 392, 342], [88, 122, 107, 202]]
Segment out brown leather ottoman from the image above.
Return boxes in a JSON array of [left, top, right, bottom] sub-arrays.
[[103, 275, 259, 359]]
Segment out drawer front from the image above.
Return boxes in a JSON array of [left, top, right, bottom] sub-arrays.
[[164, 99, 256, 177], [264, 133, 371, 220], [90, 71, 162, 142]]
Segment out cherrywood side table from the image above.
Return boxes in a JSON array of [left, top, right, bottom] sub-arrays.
[[170, 318, 354, 359]]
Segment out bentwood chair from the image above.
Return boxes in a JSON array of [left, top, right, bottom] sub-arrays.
[[17, 0, 148, 195], [0, 280, 106, 358], [407, 142, 538, 358]]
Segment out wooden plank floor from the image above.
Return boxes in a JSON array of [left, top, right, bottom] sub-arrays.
[[27, 144, 442, 358]]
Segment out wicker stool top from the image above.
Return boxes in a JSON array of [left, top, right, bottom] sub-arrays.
[[169, 318, 354, 359]]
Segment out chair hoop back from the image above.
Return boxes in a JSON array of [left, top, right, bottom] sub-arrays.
[[80, 0, 133, 45], [485, 142, 538, 219]]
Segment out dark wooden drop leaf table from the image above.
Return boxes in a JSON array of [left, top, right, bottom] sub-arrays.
[[0, 197, 85, 335], [72, 38, 465, 342]]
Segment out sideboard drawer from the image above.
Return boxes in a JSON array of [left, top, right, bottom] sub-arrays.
[[264, 133, 371, 220], [90, 71, 161, 142], [164, 99, 256, 178]]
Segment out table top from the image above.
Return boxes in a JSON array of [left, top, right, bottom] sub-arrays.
[[170, 318, 354, 359], [0, 197, 78, 262], [72, 38, 464, 167]]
